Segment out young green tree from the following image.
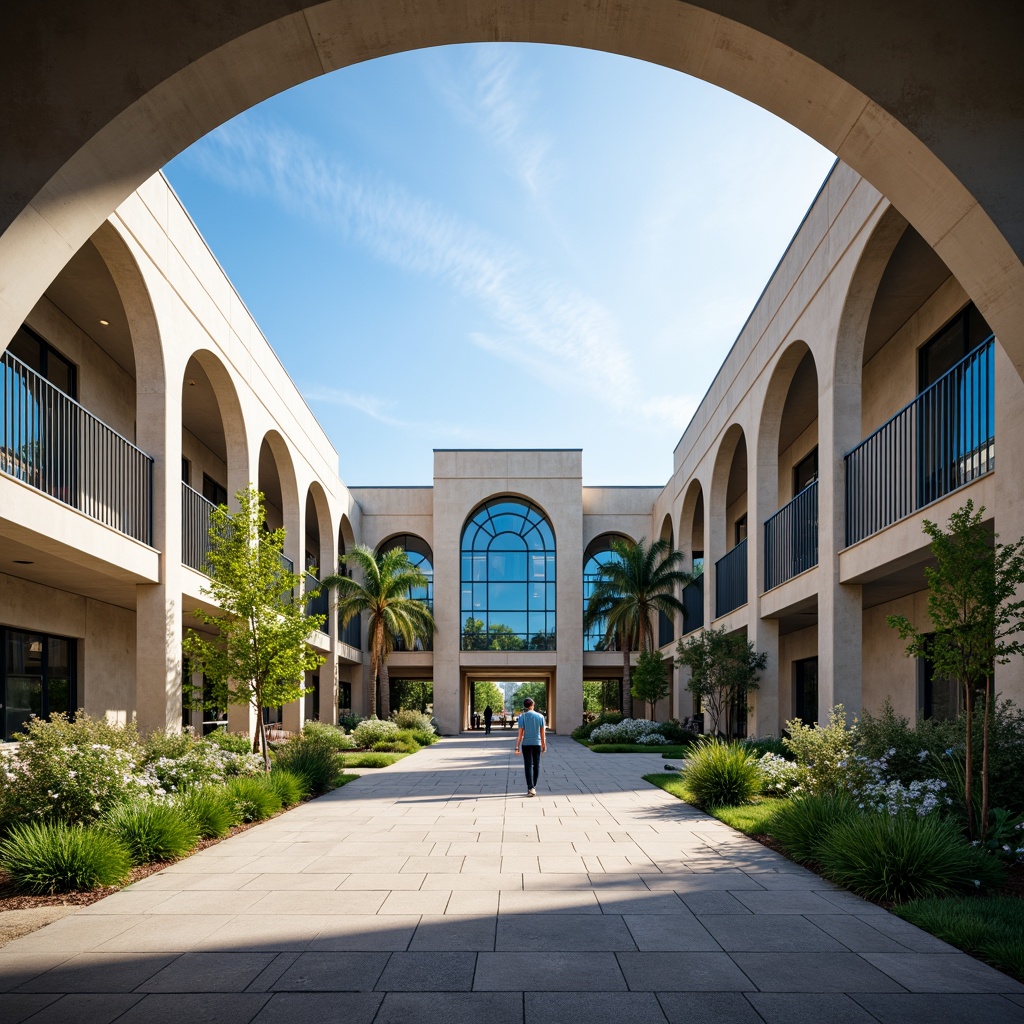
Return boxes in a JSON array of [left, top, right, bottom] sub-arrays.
[[631, 650, 671, 719], [322, 545, 435, 721], [512, 681, 549, 714], [675, 626, 767, 737], [182, 485, 325, 769], [390, 680, 434, 714], [887, 500, 1024, 838], [582, 680, 605, 715], [583, 537, 691, 719], [473, 680, 505, 715]]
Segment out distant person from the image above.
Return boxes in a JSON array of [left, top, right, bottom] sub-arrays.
[[484, 705, 493, 734], [514, 697, 546, 796]]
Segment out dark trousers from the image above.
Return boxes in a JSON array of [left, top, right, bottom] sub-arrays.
[[522, 745, 541, 790], [485, 718, 492, 734]]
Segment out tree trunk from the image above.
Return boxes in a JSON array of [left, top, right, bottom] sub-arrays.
[[982, 675, 992, 839], [964, 682, 975, 840], [380, 660, 391, 721], [621, 645, 633, 718], [258, 714, 270, 772], [369, 620, 382, 718]]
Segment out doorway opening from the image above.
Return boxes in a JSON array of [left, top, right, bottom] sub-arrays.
[[462, 676, 554, 733]]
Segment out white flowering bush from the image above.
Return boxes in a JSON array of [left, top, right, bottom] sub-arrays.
[[392, 710, 435, 733], [589, 718, 668, 744], [146, 744, 263, 793], [756, 752, 806, 795], [352, 718, 400, 748], [843, 748, 950, 817]]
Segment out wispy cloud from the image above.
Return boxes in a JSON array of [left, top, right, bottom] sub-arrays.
[[303, 384, 469, 436], [186, 115, 696, 433]]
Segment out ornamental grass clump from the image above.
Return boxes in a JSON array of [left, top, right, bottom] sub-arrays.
[[226, 776, 282, 822], [204, 730, 256, 754], [409, 729, 438, 747], [391, 709, 435, 733], [352, 718, 400, 748], [273, 735, 338, 795], [371, 738, 418, 753], [681, 739, 761, 808], [817, 811, 1006, 903], [101, 801, 200, 865], [301, 721, 356, 751], [268, 768, 308, 807], [176, 786, 238, 839], [0, 821, 131, 894], [766, 791, 860, 863]]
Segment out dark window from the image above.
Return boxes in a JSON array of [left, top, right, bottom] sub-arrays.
[[691, 550, 704, 576], [734, 515, 748, 546], [2, 627, 76, 742], [918, 303, 992, 391], [378, 534, 433, 651], [794, 657, 819, 724], [793, 447, 818, 494], [583, 534, 629, 652], [181, 458, 191, 485], [338, 681, 352, 713], [461, 498, 556, 651], [8, 325, 77, 399], [202, 473, 227, 507], [917, 635, 962, 721]]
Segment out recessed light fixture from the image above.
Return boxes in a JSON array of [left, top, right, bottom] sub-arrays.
[[187, 379, 196, 387], [13, 559, 34, 565], [99, 319, 109, 326]]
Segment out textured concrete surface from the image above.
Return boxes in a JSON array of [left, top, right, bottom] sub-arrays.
[[1, 734, 1022, 1023]]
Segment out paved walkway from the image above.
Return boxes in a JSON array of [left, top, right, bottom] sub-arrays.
[[2, 734, 1023, 1024]]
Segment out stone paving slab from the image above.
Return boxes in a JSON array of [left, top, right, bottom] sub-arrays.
[[2, 733, 1023, 1022]]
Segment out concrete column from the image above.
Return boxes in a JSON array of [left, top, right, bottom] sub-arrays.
[[818, 377, 863, 722], [325, 589, 340, 725], [282, 495, 306, 729], [749, 437, 780, 736], [995, 343, 1024, 705]]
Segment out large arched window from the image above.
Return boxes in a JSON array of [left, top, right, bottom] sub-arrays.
[[461, 498, 556, 651], [583, 534, 630, 652], [379, 534, 433, 652]]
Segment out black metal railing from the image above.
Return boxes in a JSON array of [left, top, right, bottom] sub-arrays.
[[764, 479, 818, 591], [340, 613, 362, 650], [658, 609, 674, 648], [845, 337, 995, 546], [2, 350, 153, 544], [715, 539, 748, 618], [305, 571, 329, 623], [682, 573, 704, 634], [182, 482, 215, 572]]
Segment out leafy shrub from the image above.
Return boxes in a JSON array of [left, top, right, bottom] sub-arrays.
[[301, 721, 356, 750], [344, 752, 402, 768], [352, 718, 400, 748], [101, 801, 200, 864], [767, 791, 860, 863], [272, 736, 337, 795], [0, 821, 132, 894], [204, 729, 255, 754], [338, 713, 364, 733], [818, 811, 1006, 903], [371, 739, 418, 753], [589, 718, 668, 745], [268, 768, 308, 807], [14, 712, 140, 752], [742, 736, 791, 759], [176, 786, 238, 838], [783, 704, 858, 795], [682, 739, 761, 808], [226, 776, 282, 822], [142, 728, 201, 762], [392, 709, 435, 732], [146, 745, 230, 793], [658, 719, 700, 746], [409, 729, 438, 746], [756, 752, 806, 796], [572, 711, 624, 741]]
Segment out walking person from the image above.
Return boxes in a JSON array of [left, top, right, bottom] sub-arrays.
[[514, 697, 546, 796], [484, 705, 493, 735]]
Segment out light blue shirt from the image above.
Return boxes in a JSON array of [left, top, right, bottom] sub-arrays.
[[519, 709, 545, 746]]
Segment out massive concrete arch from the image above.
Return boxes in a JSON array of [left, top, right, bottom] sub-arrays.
[[1, 1, 1023, 378]]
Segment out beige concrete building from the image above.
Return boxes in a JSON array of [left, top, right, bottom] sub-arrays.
[[1, 158, 1020, 739]]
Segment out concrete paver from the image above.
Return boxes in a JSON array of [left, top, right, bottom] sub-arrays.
[[1, 733, 1023, 1022]]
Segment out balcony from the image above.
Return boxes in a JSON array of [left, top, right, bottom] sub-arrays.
[[181, 482, 215, 572], [764, 479, 818, 591], [340, 612, 361, 650], [681, 573, 704, 635], [845, 337, 995, 546], [715, 539, 747, 618], [2, 349, 153, 544], [304, 571, 329, 623]]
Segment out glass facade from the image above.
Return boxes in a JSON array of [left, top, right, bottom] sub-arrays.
[[461, 498, 556, 650], [2, 627, 76, 742], [380, 534, 434, 651], [583, 535, 628, 652]]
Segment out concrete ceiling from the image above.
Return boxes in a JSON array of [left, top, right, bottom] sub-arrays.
[[181, 356, 227, 461], [778, 350, 818, 454]]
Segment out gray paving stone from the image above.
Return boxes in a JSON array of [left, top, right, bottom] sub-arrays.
[[655, 992, 764, 1024], [249, 992, 383, 1023], [497, 914, 636, 951], [270, 951, 390, 991], [853, 993, 1024, 1023], [16, 952, 175, 992], [375, 951, 478, 990], [730, 952, 907, 992], [732, 890, 847, 914], [616, 951, 754, 991], [114, 993, 271, 1024], [861, 951, 1024, 993], [137, 951, 277, 992], [622, 914, 721, 952], [409, 915, 497, 951], [748, 992, 878, 1023], [805, 914, 920, 952], [475, 951, 627, 991], [526, 991, 668, 1023], [595, 891, 690, 915], [0, 992, 61, 1024], [678, 891, 752, 915], [699, 914, 847, 952], [309, 915, 418, 951], [374, 991, 524, 1024], [12, 993, 144, 1024]]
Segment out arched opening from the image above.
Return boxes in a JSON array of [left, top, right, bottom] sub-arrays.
[[582, 533, 633, 653], [710, 424, 748, 619], [303, 480, 333, 624], [460, 496, 556, 652], [680, 479, 705, 636], [378, 533, 434, 652], [257, 431, 299, 562], [657, 514, 676, 648]]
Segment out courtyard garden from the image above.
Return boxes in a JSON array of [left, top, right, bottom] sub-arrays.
[[645, 700, 1024, 982], [0, 708, 438, 902]]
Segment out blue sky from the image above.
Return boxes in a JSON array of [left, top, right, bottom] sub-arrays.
[[163, 43, 835, 487]]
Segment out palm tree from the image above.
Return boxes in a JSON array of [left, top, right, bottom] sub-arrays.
[[583, 537, 691, 719], [322, 544, 435, 720]]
